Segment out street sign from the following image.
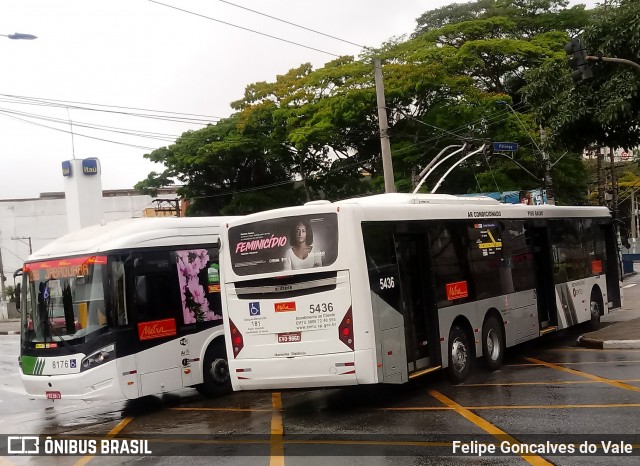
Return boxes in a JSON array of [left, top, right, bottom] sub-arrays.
[[493, 142, 519, 152]]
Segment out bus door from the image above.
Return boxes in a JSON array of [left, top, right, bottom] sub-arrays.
[[393, 233, 441, 374], [527, 222, 558, 329], [603, 223, 622, 308]]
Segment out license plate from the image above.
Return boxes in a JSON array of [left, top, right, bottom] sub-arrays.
[[277, 332, 301, 343], [46, 391, 61, 400]]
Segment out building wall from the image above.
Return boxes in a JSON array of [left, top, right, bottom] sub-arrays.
[[0, 191, 179, 277]]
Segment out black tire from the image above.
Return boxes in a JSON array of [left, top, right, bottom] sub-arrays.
[[481, 315, 504, 371], [447, 324, 473, 383], [589, 290, 603, 331], [196, 340, 232, 397]]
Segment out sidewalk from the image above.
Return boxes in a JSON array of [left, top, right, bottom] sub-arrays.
[[577, 314, 640, 349], [0, 318, 20, 335]]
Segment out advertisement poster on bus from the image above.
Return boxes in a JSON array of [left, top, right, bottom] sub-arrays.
[[228, 213, 338, 276]]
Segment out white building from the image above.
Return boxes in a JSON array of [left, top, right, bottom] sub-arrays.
[[0, 187, 181, 280]]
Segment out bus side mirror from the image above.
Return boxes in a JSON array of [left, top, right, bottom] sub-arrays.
[[15, 283, 21, 312]]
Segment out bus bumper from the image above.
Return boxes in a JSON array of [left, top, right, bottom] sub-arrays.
[[230, 350, 375, 390], [21, 360, 126, 401]]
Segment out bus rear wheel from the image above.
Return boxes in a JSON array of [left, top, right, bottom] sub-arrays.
[[589, 290, 603, 331], [196, 340, 232, 397], [447, 325, 472, 383], [482, 315, 504, 371]]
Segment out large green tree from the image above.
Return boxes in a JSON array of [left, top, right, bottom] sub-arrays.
[[137, 0, 593, 213], [522, 0, 640, 151]]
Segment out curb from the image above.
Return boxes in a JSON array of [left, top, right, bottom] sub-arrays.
[[577, 336, 603, 349], [577, 336, 640, 349]]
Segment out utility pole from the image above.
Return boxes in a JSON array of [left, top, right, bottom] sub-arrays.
[[597, 148, 605, 205], [539, 125, 555, 205], [610, 147, 619, 219], [0, 246, 5, 302], [12, 236, 32, 254], [632, 192, 636, 240], [373, 58, 395, 193]]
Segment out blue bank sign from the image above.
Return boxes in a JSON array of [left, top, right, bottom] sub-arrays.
[[61, 161, 72, 177], [493, 142, 519, 152], [82, 159, 99, 176]]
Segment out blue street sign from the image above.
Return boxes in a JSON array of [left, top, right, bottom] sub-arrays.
[[493, 142, 519, 152]]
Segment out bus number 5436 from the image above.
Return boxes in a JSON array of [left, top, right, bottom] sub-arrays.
[[380, 277, 395, 290], [310, 303, 333, 313]]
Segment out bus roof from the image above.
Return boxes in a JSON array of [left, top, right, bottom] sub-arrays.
[[224, 193, 610, 228], [28, 216, 237, 262]]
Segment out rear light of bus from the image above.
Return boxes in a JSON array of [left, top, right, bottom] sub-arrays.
[[229, 318, 244, 358], [338, 307, 354, 350]]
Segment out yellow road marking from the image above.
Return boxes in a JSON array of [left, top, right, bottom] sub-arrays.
[[171, 407, 271, 412], [430, 390, 552, 466], [381, 402, 640, 411], [270, 392, 284, 466], [507, 360, 640, 367], [73, 416, 133, 466], [462, 378, 640, 387], [525, 357, 640, 392]]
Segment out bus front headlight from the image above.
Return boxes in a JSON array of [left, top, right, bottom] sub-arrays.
[[81, 344, 115, 371]]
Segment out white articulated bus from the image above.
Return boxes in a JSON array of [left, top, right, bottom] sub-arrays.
[[16, 216, 236, 400], [220, 193, 622, 389]]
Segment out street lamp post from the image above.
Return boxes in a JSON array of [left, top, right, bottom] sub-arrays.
[[1, 32, 37, 40]]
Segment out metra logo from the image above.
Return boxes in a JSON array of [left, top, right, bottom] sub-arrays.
[[274, 301, 296, 312], [82, 159, 99, 175], [138, 318, 177, 341], [446, 281, 469, 301]]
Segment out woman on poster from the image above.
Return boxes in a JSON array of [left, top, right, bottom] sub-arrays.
[[283, 218, 323, 270]]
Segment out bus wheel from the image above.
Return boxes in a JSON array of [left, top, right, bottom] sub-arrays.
[[482, 315, 504, 371], [196, 340, 232, 397], [447, 325, 472, 383], [589, 291, 603, 331]]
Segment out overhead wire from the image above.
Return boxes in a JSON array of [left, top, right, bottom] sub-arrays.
[[148, 0, 342, 58], [216, 0, 369, 50]]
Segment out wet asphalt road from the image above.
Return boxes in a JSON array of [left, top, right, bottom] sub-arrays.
[[2, 278, 640, 464]]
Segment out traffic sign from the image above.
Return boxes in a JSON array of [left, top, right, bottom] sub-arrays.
[[493, 142, 519, 152]]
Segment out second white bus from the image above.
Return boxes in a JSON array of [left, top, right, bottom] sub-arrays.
[[220, 193, 622, 389], [17, 216, 236, 400]]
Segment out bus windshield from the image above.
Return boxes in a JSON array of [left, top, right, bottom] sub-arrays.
[[22, 255, 107, 345]]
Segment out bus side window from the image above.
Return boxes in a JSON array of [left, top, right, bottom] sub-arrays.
[[110, 259, 128, 327], [133, 252, 180, 323]]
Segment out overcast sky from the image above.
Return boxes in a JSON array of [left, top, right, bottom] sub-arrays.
[[0, 0, 599, 200]]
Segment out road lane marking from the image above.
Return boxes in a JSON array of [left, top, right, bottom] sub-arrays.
[[381, 402, 640, 411], [73, 416, 133, 466], [623, 283, 637, 288], [509, 359, 640, 366], [429, 389, 552, 465], [461, 378, 640, 387], [170, 407, 271, 412], [525, 357, 640, 392], [270, 392, 284, 466]]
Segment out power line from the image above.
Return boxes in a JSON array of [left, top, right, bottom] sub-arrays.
[[0, 111, 158, 151], [216, 0, 368, 49], [0, 93, 225, 121], [148, 0, 342, 58]]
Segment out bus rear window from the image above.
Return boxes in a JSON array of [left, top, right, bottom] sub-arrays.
[[228, 213, 338, 276]]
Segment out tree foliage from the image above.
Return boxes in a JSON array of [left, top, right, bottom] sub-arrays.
[[138, 0, 596, 214]]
